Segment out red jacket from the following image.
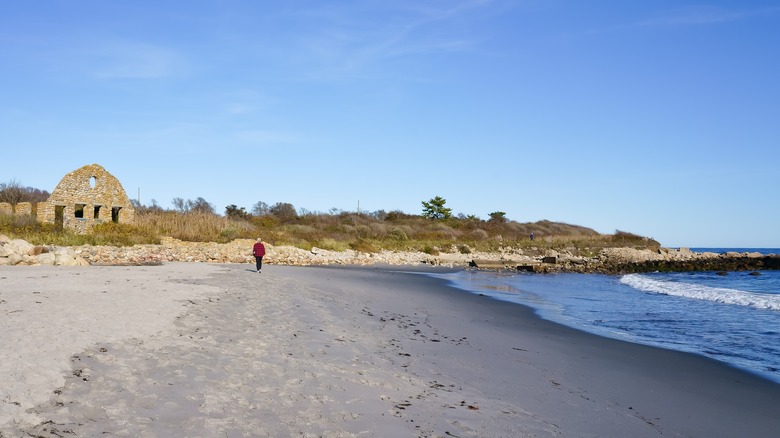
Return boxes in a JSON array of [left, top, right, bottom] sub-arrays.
[[253, 242, 266, 257]]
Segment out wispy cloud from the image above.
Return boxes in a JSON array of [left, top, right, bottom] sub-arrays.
[[85, 40, 185, 79], [221, 89, 282, 116], [637, 5, 780, 28], [233, 130, 302, 145], [279, 0, 505, 79], [577, 5, 780, 39], [226, 104, 253, 115]]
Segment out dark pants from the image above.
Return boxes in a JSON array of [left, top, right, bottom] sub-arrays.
[[255, 256, 263, 271]]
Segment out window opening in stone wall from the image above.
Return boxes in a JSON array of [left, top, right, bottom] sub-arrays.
[[75, 204, 85, 218], [112, 206, 121, 223], [55, 206, 65, 229], [89, 176, 97, 188], [94, 205, 102, 219]]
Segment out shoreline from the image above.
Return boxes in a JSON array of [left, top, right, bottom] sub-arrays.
[[296, 265, 780, 435], [2, 262, 779, 436], [3, 234, 779, 273], [430, 266, 780, 385]]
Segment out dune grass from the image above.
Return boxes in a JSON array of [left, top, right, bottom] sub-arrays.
[[0, 214, 159, 246], [1, 210, 660, 254]]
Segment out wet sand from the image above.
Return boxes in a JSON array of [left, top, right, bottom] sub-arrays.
[[1, 263, 779, 437]]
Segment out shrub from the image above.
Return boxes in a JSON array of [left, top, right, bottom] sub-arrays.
[[369, 222, 388, 237], [385, 210, 413, 222], [220, 227, 240, 241], [317, 238, 350, 251], [431, 222, 460, 239], [389, 227, 408, 241], [89, 222, 159, 246], [612, 230, 660, 249], [422, 245, 440, 255], [250, 215, 279, 228], [350, 238, 379, 253], [355, 224, 372, 238], [287, 224, 318, 236], [470, 229, 489, 240]]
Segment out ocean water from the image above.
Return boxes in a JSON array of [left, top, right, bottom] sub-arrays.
[[431, 248, 780, 383]]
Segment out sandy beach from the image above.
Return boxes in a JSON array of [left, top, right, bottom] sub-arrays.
[[1, 263, 779, 437]]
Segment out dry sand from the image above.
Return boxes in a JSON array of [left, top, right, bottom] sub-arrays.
[[1, 263, 779, 437]]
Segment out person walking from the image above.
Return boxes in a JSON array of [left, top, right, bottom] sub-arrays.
[[252, 238, 266, 273]]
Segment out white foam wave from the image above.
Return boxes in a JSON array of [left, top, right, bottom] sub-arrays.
[[620, 274, 780, 311]]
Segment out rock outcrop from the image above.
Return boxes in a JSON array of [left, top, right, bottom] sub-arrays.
[[0, 235, 89, 266], [481, 247, 778, 274], [71, 238, 471, 267]]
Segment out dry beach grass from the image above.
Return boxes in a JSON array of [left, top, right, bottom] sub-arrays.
[[2, 207, 658, 257]]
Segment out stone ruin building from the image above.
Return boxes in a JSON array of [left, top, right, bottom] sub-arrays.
[[0, 164, 135, 234]]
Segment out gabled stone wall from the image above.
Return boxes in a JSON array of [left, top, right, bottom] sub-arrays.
[[30, 164, 136, 234]]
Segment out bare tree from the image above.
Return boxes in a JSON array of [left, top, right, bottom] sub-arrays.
[[171, 197, 214, 214], [132, 198, 164, 213], [0, 179, 50, 205], [252, 201, 270, 216], [172, 197, 188, 212], [270, 202, 297, 221], [190, 197, 215, 214]]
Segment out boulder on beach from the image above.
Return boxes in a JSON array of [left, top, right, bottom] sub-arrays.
[[0, 235, 89, 267]]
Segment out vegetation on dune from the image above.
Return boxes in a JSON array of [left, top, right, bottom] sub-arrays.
[[0, 214, 160, 247], [0, 185, 661, 253]]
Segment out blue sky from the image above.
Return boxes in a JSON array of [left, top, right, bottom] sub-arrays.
[[2, 1, 779, 247]]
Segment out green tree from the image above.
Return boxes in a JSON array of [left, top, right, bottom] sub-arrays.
[[488, 211, 507, 223], [225, 204, 248, 220], [421, 196, 452, 220]]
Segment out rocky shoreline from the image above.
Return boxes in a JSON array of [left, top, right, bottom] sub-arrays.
[[1, 235, 777, 273]]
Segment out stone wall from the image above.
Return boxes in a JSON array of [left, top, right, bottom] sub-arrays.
[[0, 164, 135, 234], [37, 164, 135, 233], [0, 202, 37, 218], [15, 202, 32, 216]]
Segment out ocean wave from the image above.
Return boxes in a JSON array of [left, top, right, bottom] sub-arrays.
[[620, 274, 780, 311]]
